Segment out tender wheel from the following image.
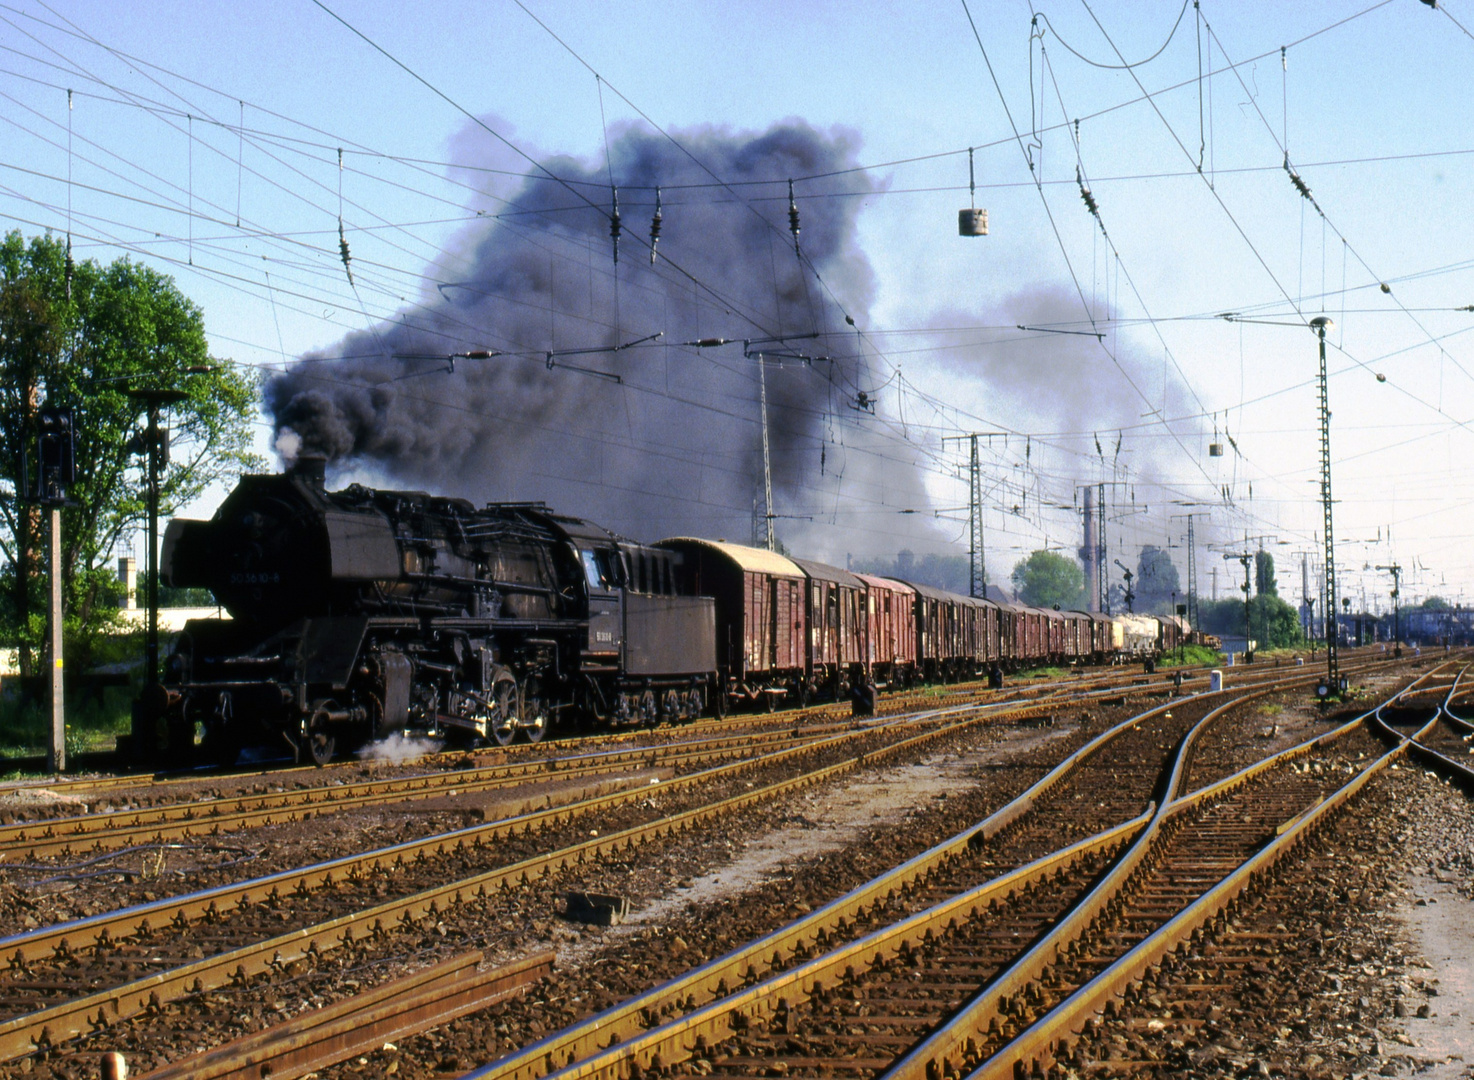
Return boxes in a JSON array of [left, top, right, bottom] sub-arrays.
[[519, 678, 549, 743], [712, 686, 728, 721], [488, 676, 518, 747]]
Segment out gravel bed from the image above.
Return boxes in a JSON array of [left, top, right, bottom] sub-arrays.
[[18, 707, 1123, 1079], [1057, 764, 1474, 1079]]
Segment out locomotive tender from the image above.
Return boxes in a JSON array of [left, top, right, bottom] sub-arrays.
[[147, 460, 1209, 765]]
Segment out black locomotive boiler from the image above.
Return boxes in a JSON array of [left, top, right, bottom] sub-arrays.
[[152, 456, 717, 764]]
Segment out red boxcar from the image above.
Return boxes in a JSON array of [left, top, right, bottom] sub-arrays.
[[658, 538, 805, 709], [908, 582, 969, 681], [855, 573, 917, 687], [791, 558, 867, 699]]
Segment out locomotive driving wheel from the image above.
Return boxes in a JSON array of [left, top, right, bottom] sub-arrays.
[[487, 675, 519, 747], [305, 700, 338, 766], [519, 677, 549, 743]]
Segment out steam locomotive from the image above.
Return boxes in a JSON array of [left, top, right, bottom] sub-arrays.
[[145, 458, 1206, 765], [152, 456, 716, 764]]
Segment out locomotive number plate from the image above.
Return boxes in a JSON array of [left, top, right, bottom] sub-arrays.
[[228, 571, 282, 585]]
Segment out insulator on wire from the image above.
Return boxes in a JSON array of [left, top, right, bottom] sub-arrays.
[[64, 234, 74, 301], [1076, 166, 1099, 218], [649, 187, 663, 264], [337, 218, 354, 288], [788, 179, 801, 258], [609, 187, 622, 265], [1283, 153, 1317, 209]]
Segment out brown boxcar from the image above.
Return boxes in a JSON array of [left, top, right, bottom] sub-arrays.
[[1077, 611, 1114, 661], [791, 558, 867, 700], [657, 538, 806, 709], [855, 573, 917, 686], [907, 582, 968, 681], [978, 597, 1003, 665], [995, 601, 1023, 667]]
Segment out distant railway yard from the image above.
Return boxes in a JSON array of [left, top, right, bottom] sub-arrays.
[[0, 652, 1466, 1080]]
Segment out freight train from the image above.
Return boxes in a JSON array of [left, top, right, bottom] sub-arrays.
[[143, 459, 1206, 765]]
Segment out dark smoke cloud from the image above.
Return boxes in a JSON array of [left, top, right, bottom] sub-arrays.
[[266, 120, 918, 543]]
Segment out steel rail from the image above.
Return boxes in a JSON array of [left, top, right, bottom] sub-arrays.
[[956, 689, 1454, 1080], [135, 951, 554, 1080], [0, 707, 967, 973], [872, 660, 1450, 1078], [463, 689, 1204, 1080], [522, 818, 1151, 1080], [1393, 665, 1474, 789], [0, 698, 1024, 1063], [468, 663, 1366, 1080], [0, 728, 825, 860]]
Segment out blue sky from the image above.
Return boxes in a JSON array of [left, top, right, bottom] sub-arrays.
[[4, 0, 1472, 611]]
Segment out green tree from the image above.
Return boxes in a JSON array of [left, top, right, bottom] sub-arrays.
[[1011, 550, 1085, 609], [1135, 545, 1181, 614], [1198, 595, 1303, 649], [0, 231, 260, 676], [1255, 550, 1277, 596], [1249, 593, 1303, 649]]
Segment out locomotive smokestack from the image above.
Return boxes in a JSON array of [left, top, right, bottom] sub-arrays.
[[292, 452, 327, 489]]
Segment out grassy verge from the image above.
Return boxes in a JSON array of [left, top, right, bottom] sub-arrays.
[[0, 684, 133, 764], [1017, 665, 1070, 680], [1157, 644, 1224, 668]]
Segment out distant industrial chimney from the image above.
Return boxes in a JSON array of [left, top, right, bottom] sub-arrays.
[[117, 556, 138, 610], [1081, 486, 1099, 613]]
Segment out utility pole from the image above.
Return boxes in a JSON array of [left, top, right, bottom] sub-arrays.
[[1170, 512, 1203, 632], [33, 406, 75, 773], [1376, 562, 1403, 656], [1097, 484, 1108, 612], [1224, 551, 1254, 661], [944, 432, 1005, 598], [757, 354, 774, 552], [1091, 480, 1133, 614], [1186, 515, 1198, 631], [127, 390, 186, 691], [1311, 316, 1341, 694]]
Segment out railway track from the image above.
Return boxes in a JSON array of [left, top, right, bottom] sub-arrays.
[[0, 663, 1303, 862], [0, 692, 1069, 1064], [0, 654, 1422, 1075], [0, 728, 840, 862], [454, 663, 1448, 1080]]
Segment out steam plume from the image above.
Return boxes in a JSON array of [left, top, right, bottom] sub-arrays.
[[266, 120, 908, 542]]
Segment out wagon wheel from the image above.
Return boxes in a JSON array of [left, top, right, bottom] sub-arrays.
[[796, 681, 811, 709], [712, 686, 728, 721], [763, 689, 777, 713], [488, 676, 519, 747], [639, 689, 659, 727], [305, 701, 338, 767], [519, 677, 549, 743]]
